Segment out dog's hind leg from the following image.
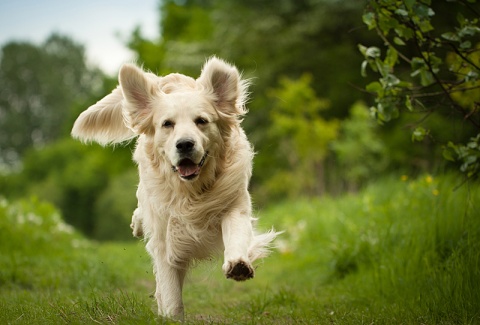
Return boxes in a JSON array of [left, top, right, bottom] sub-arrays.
[[221, 209, 255, 281], [130, 185, 145, 237], [130, 207, 143, 237]]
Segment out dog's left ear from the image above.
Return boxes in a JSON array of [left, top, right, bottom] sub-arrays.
[[198, 57, 248, 119]]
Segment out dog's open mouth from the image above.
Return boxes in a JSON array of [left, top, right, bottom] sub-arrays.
[[176, 159, 200, 180], [174, 152, 208, 180]]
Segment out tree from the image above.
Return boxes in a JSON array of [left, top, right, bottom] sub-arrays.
[[5, 138, 135, 238], [260, 74, 339, 198], [359, 0, 480, 178], [332, 101, 388, 191], [0, 34, 104, 167]]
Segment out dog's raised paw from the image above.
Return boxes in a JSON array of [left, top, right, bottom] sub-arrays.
[[225, 261, 254, 281]]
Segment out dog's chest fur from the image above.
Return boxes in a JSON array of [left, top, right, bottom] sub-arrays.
[[135, 135, 247, 265]]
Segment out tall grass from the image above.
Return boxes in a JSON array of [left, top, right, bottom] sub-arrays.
[[257, 174, 480, 324], [1, 174, 479, 324], [0, 197, 155, 324]]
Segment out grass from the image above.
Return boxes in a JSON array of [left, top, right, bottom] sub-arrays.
[[1, 174, 479, 324]]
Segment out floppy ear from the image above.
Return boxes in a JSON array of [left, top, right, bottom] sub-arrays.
[[198, 57, 248, 119], [71, 87, 135, 145], [119, 64, 157, 135]]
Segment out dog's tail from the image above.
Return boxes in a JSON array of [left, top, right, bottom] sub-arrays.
[[248, 228, 283, 262], [71, 86, 135, 145]]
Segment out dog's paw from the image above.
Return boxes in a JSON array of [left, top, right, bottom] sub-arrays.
[[224, 260, 254, 281]]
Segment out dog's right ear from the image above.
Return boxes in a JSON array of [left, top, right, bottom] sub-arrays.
[[119, 64, 157, 135]]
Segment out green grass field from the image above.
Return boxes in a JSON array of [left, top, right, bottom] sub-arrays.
[[1, 174, 479, 324]]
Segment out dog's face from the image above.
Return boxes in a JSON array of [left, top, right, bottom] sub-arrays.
[[153, 91, 220, 181], [119, 58, 248, 182]]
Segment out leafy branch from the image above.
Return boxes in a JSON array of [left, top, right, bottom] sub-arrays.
[[360, 0, 480, 178]]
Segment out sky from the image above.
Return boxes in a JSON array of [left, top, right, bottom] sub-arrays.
[[0, 0, 158, 74]]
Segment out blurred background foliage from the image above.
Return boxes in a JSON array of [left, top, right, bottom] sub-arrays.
[[1, 0, 479, 240]]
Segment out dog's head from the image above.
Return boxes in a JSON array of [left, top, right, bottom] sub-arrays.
[[120, 57, 248, 182]]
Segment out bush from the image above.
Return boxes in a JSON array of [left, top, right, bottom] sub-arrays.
[[0, 196, 88, 289], [94, 169, 138, 241], [0, 138, 136, 239]]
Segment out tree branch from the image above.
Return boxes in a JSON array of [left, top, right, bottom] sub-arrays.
[[411, 19, 480, 129]]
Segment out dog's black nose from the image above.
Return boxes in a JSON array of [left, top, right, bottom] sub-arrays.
[[176, 139, 195, 153]]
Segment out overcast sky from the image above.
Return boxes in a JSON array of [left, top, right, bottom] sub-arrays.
[[0, 0, 158, 74]]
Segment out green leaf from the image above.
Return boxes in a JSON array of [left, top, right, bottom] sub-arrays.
[[442, 143, 457, 161], [460, 40, 472, 49], [393, 37, 406, 45], [395, 25, 414, 39], [385, 47, 398, 67], [411, 56, 426, 70], [465, 70, 478, 82], [412, 127, 428, 142], [366, 81, 384, 96], [358, 44, 368, 57], [366, 46, 381, 58], [419, 69, 435, 86], [377, 101, 399, 122], [383, 73, 400, 87], [404, 0, 415, 10], [459, 26, 480, 37], [468, 141, 478, 149], [413, 4, 434, 19], [397, 81, 413, 88], [361, 60, 369, 77], [441, 32, 460, 42], [405, 95, 413, 112], [418, 20, 434, 33], [362, 12, 376, 29]]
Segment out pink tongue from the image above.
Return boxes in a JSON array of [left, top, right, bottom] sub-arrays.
[[177, 163, 199, 177]]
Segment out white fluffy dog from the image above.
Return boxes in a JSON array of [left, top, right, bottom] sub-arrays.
[[71, 57, 279, 320]]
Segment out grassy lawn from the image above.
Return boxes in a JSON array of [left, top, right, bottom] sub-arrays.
[[1, 174, 479, 324]]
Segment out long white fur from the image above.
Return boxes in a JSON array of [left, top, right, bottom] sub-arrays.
[[71, 57, 279, 320]]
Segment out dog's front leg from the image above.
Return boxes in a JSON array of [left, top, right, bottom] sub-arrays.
[[147, 241, 186, 321], [222, 210, 255, 281]]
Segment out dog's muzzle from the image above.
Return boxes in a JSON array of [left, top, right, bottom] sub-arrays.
[[172, 151, 209, 180]]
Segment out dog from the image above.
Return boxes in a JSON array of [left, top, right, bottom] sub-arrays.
[[71, 57, 279, 320]]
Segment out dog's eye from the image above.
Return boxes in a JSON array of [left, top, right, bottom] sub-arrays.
[[162, 120, 174, 128], [195, 117, 208, 126]]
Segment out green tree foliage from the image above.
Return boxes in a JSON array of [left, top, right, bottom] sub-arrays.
[[127, 0, 377, 200], [359, 0, 480, 178], [331, 101, 388, 190], [129, 0, 372, 112], [5, 0, 479, 240], [127, 0, 215, 75], [0, 34, 139, 239], [8, 138, 135, 237], [0, 34, 104, 167], [93, 169, 138, 241], [261, 74, 339, 198]]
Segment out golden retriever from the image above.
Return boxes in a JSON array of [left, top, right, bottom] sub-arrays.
[[71, 57, 279, 320]]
